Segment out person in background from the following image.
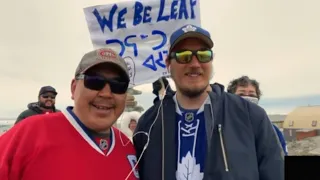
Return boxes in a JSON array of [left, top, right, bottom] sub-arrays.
[[120, 111, 141, 141], [129, 119, 137, 133], [15, 86, 59, 124], [134, 24, 284, 180], [0, 48, 139, 180], [152, 76, 174, 104], [227, 75, 288, 155]]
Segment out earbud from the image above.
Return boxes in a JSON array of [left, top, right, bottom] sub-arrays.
[[168, 66, 171, 74]]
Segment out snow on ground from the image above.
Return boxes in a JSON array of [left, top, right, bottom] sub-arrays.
[[287, 136, 320, 156]]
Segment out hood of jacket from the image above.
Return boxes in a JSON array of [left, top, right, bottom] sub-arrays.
[[27, 102, 43, 114], [27, 102, 57, 113], [210, 83, 224, 96], [119, 111, 141, 139]]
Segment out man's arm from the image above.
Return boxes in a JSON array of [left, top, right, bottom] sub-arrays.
[[250, 105, 284, 180], [133, 105, 158, 180], [133, 112, 149, 162], [0, 133, 11, 180], [0, 123, 32, 179], [133, 114, 147, 180]]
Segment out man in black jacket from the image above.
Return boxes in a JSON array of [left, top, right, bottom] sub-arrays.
[[15, 86, 59, 124], [133, 24, 284, 180]]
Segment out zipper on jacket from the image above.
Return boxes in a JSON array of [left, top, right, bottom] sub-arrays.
[[218, 124, 229, 172]]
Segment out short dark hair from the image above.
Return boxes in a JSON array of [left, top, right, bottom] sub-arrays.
[[227, 76, 262, 99]]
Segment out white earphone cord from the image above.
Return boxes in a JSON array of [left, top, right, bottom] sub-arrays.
[[123, 84, 169, 180]]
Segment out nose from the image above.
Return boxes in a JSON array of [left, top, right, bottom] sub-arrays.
[[189, 55, 201, 67], [98, 83, 113, 97]]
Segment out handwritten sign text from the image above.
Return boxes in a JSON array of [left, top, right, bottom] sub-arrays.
[[84, 0, 201, 87]]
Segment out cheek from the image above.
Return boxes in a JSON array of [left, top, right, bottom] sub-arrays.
[[170, 65, 183, 80], [74, 87, 94, 108], [235, 90, 241, 95], [114, 95, 126, 113], [202, 64, 212, 78], [250, 92, 258, 97]]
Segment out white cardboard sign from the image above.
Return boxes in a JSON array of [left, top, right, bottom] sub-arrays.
[[84, 0, 201, 87]]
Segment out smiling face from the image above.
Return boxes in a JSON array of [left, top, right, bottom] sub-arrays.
[[71, 64, 127, 133], [128, 119, 137, 132], [235, 84, 258, 98], [39, 92, 56, 109], [167, 38, 213, 98]]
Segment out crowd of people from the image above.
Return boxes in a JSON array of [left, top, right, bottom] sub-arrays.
[[0, 24, 284, 180]]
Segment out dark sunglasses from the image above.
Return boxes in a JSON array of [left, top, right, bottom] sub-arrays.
[[76, 74, 129, 94], [42, 95, 56, 99], [170, 49, 213, 64]]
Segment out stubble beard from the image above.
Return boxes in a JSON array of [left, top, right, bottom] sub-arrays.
[[39, 101, 54, 109], [178, 84, 209, 99]]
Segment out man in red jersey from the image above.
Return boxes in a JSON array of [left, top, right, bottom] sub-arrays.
[[0, 48, 139, 180]]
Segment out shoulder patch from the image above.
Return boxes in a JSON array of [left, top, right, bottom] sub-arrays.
[[127, 155, 139, 179]]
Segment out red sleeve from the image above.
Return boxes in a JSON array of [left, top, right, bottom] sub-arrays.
[[0, 118, 38, 180]]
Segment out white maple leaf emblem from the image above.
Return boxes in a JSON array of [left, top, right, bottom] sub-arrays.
[[182, 25, 197, 33], [176, 151, 204, 180]]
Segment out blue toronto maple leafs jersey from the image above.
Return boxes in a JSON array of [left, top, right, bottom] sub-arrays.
[[175, 105, 207, 180]]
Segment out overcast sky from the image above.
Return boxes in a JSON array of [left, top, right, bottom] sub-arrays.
[[0, 0, 319, 117]]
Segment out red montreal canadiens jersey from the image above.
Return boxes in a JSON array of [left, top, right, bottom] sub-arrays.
[[0, 108, 139, 180]]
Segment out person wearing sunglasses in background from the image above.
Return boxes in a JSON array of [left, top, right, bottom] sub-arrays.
[[227, 75, 288, 156], [134, 24, 284, 180], [0, 48, 139, 180], [15, 86, 59, 124]]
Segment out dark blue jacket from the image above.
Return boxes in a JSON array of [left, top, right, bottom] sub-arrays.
[[273, 125, 288, 155], [134, 83, 284, 180]]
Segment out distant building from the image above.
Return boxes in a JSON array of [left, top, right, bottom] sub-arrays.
[[282, 106, 320, 141], [268, 114, 287, 128]]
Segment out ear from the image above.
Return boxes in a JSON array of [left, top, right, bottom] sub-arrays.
[[165, 57, 171, 72], [71, 79, 76, 100], [210, 64, 215, 79]]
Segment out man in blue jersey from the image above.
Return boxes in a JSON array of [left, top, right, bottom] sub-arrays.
[[227, 75, 288, 155], [134, 24, 284, 180]]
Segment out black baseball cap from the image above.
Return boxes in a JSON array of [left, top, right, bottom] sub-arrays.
[[39, 86, 58, 96]]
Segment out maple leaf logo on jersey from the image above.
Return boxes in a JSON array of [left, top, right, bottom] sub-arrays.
[[176, 152, 203, 180]]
